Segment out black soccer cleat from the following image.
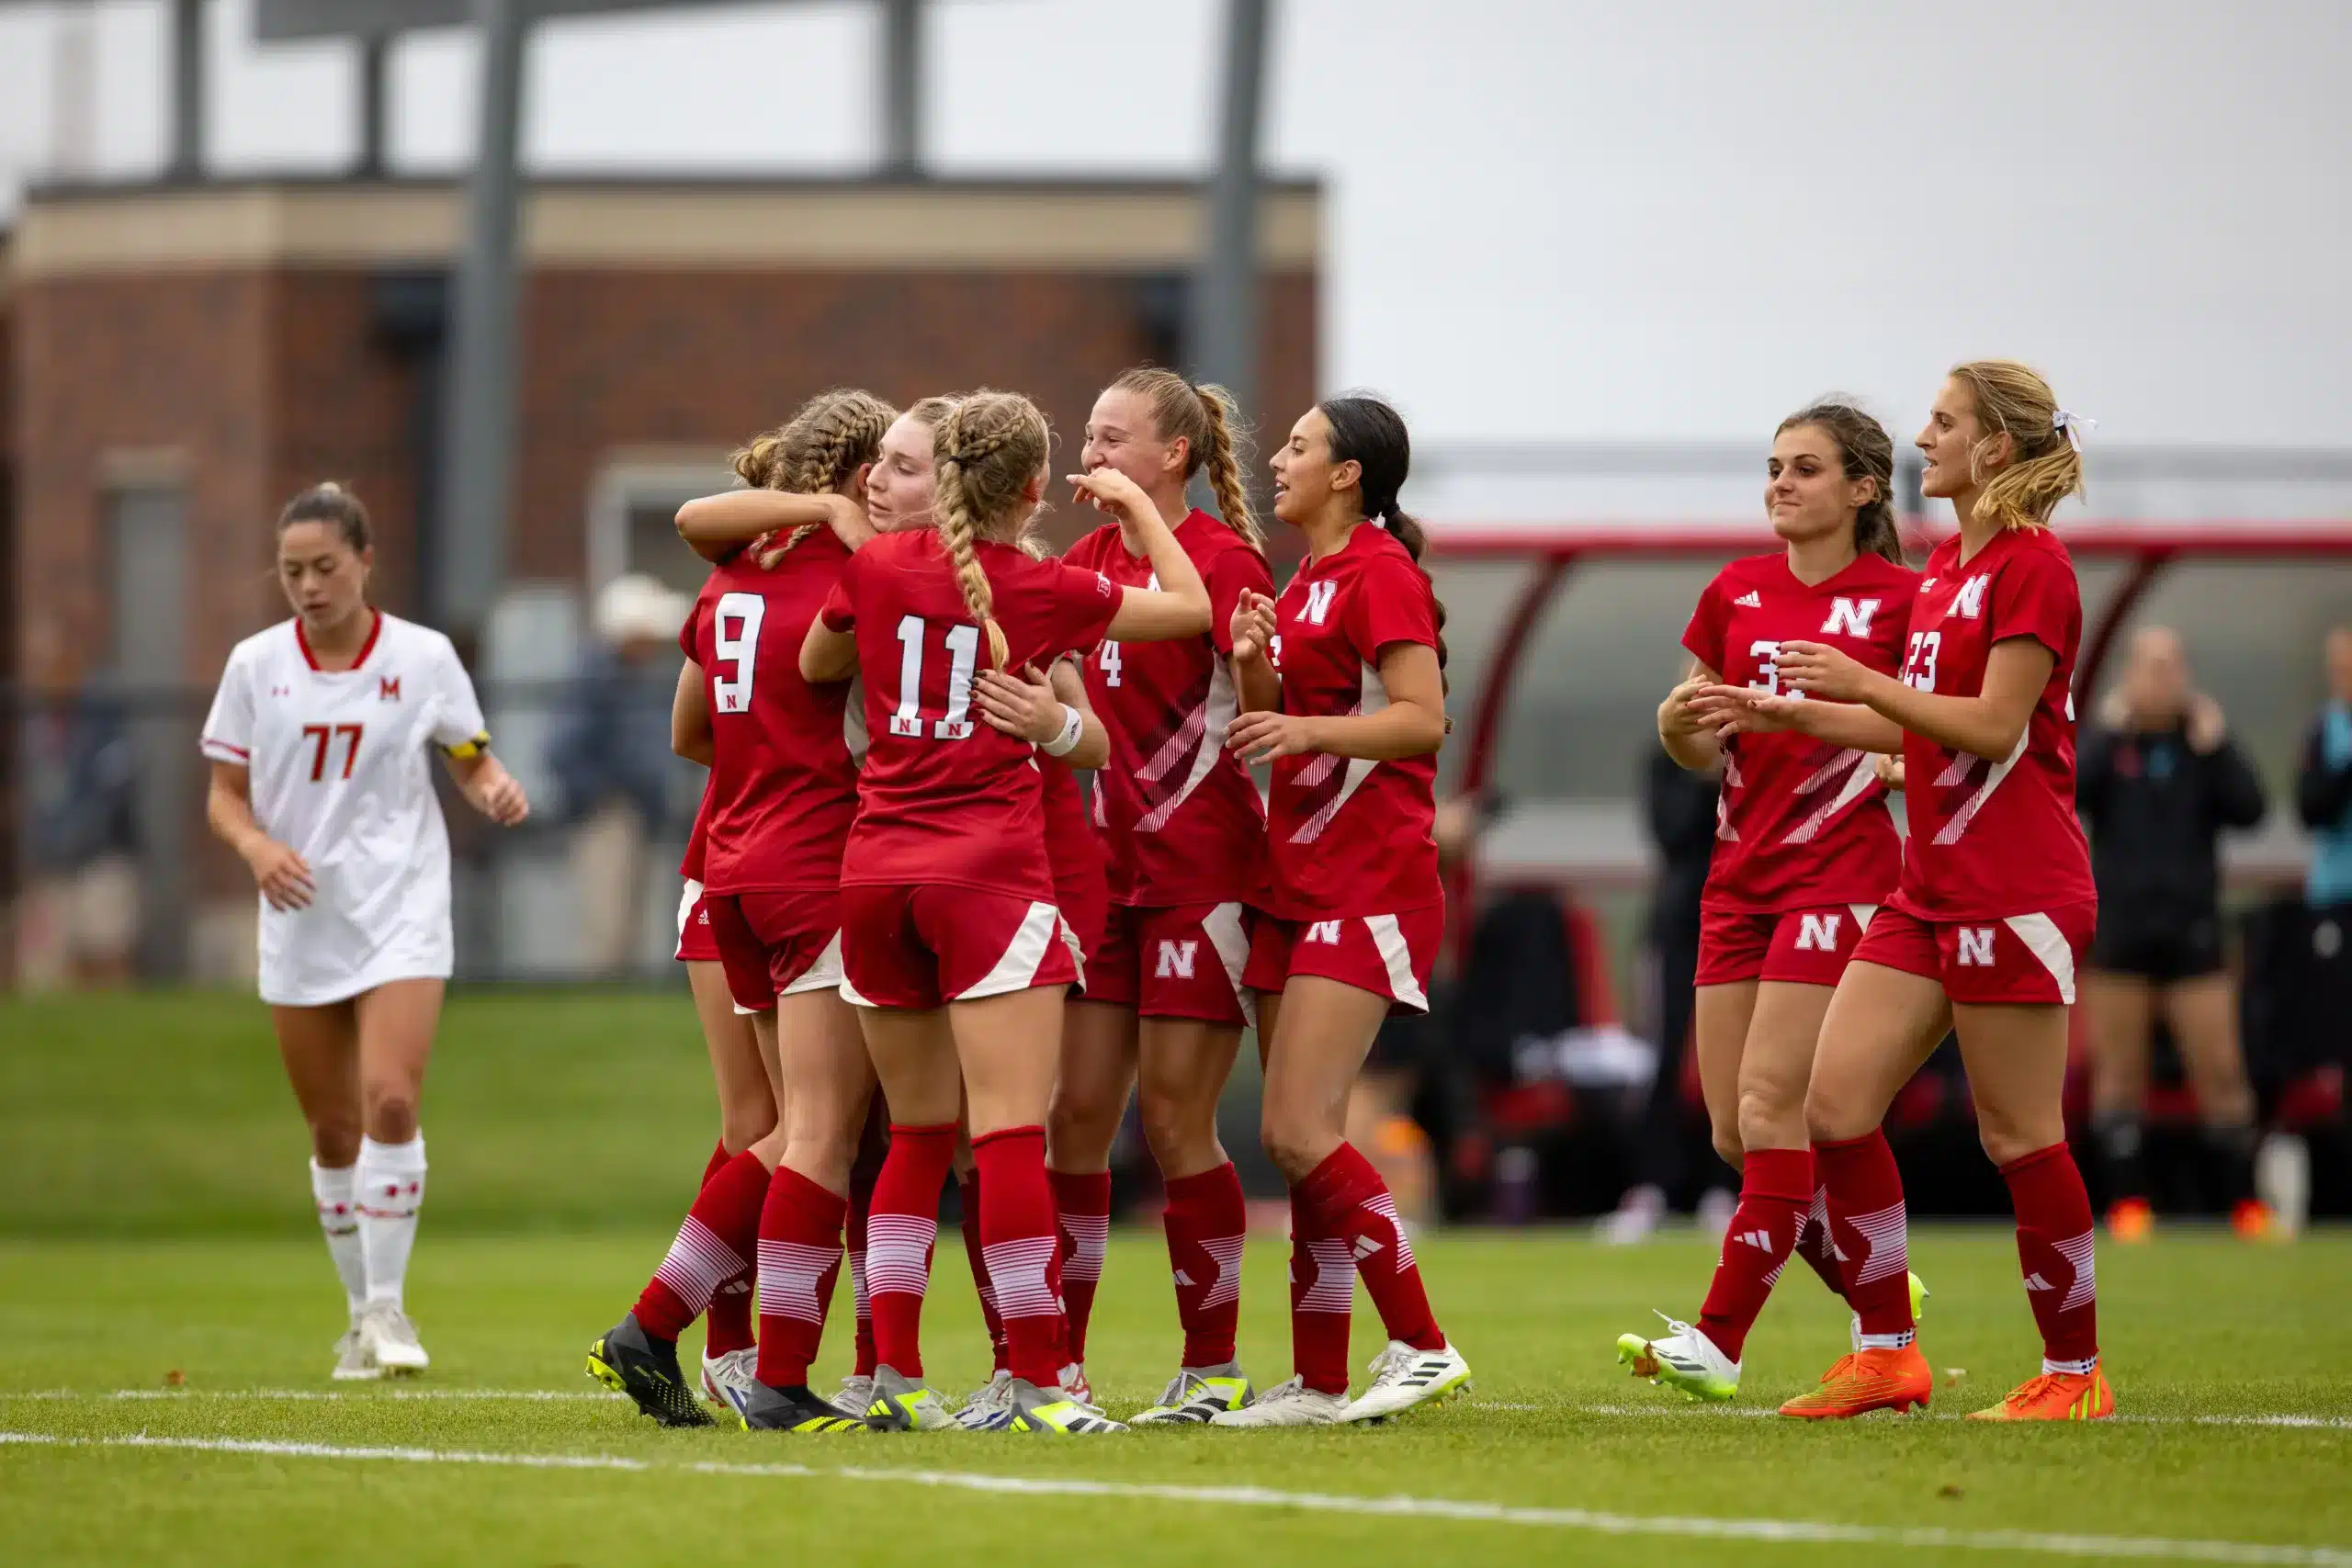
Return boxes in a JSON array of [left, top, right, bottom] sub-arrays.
[[737, 1380, 867, 1434], [586, 1312, 715, 1428]]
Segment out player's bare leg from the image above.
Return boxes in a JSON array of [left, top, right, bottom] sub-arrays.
[[273, 999, 372, 1376], [688, 959, 775, 1155], [2164, 974, 2268, 1236], [346, 978, 443, 1374]]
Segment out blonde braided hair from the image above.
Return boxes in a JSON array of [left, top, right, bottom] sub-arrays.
[[931, 389, 1051, 670], [725, 389, 896, 567], [1104, 366, 1265, 551]]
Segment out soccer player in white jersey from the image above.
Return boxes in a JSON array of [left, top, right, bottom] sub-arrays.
[[202, 483, 528, 1380]]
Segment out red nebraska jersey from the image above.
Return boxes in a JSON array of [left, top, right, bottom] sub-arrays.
[[680, 787, 711, 882], [1039, 751, 1106, 942], [1891, 525, 2096, 919], [1681, 550, 1917, 912], [820, 528, 1124, 897], [683, 536, 861, 894], [1065, 509, 1274, 907], [1261, 523, 1442, 919]]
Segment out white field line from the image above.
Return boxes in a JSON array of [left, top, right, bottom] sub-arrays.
[[0, 1428, 2344, 1566], [6, 1390, 2347, 1430]]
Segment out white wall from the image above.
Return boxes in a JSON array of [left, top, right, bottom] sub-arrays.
[[2, 0, 2346, 459]]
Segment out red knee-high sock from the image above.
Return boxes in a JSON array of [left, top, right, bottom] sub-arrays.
[[866, 1123, 955, 1380], [1048, 1168, 1112, 1366], [1163, 1163, 1248, 1368], [753, 1163, 846, 1390], [697, 1141, 755, 1357], [846, 1134, 883, 1379], [1299, 1144, 1444, 1353], [1696, 1146, 1813, 1362], [2001, 1144, 2100, 1371], [634, 1150, 769, 1343], [1815, 1130, 1913, 1342], [959, 1171, 1010, 1373], [974, 1127, 1067, 1388], [1791, 1183, 1849, 1301], [1287, 1189, 1352, 1395]]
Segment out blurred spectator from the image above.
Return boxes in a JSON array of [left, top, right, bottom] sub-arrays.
[[548, 574, 690, 976], [2078, 626, 2268, 1238], [2292, 624, 2352, 1067], [17, 688, 141, 987], [1599, 742, 1728, 1242]]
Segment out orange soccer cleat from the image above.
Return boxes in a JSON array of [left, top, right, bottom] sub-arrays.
[[1967, 1365, 2115, 1421], [2230, 1198, 2277, 1240], [1779, 1344, 1933, 1419], [2105, 1197, 2154, 1243]]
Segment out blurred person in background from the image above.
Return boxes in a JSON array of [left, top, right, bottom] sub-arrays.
[[1597, 741, 1724, 1243], [18, 669, 140, 987], [550, 573, 690, 976], [2077, 626, 2269, 1241], [2295, 624, 2352, 1045]]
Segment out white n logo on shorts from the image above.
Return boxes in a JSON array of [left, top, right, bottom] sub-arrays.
[[1821, 596, 1881, 637], [1795, 914, 1842, 952], [1955, 927, 1997, 966], [1154, 940, 1199, 980], [1304, 919, 1344, 946], [1303, 581, 1339, 626], [1951, 576, 1990, 620]]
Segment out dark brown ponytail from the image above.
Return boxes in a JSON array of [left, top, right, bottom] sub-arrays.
[[1318, 393, 1449, 680]]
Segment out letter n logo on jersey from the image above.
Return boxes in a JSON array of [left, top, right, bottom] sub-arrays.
[[1155, 940, 1199, 980], [1795, 913, 1841, 952], [378, 676, 401, 702], [1955, 927, 1997, 966], [1821, 597, 1880, 638], [1951, 576, 1990, 620], [1303, 581, 1339, 626], [1304, 919, 1344, 946]]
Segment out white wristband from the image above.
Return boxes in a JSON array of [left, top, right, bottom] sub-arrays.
[[1040, 703, 1085, 758]]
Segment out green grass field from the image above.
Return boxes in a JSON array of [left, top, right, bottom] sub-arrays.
[[3, 991, 2347, 1567]]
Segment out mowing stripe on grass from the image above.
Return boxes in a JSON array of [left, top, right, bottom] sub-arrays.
[[0, 1428, 2344, 1565]]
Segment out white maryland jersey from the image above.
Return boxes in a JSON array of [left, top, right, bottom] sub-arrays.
[[200, 612, 489, 1006]]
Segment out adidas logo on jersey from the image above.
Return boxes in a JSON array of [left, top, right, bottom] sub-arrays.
[[1733, 1229, 1775, 1252], [1734, 591, 1763, 608]]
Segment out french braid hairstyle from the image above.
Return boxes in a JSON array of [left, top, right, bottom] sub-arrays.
[[1104, 367, 1265, 552], [930, 389, 1052, 670], [727, 389, 896, 567]]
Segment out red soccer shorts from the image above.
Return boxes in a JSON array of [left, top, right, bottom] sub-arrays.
[[1242, 906, 1443, 1017], [707, 889, 843, 1012], [1082, 901, 1256, 1027], [838, 884, 1079, 1010], [674, 879, 721, 964], [1696, 903, 1881, 987], [1850, 899, 2098, 1006]]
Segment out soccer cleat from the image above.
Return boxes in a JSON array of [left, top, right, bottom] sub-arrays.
[[701, 1348, 760, 1419], [1057, 1361, 1093, 1405], [358, 1303, 430, 1376], [330, 1327, 379, 1382], [1968, 1365, 2115, 1421], [953, 1371, 1016, 1431], [2107, 1197, 2155, 1244], [861, 1365, 956, 1432], [736, 1381, 868, 1434], [1132, 1363, 1256, 1425], [1004, 1378, 1126, 1436], [2230, 1199, 2276, 1241], [829, 1373, 876, 1420], [586, 1312, 716, 1428], [1340, 1341, 1473, 1423], [1210, 1375, 1348, 1427], [1779, 1344, 1932, 1419], [1615, 1313, 1739, 1402]]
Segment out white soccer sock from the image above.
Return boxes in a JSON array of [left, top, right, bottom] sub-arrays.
[[356, 1134, 428, 1308], [310, 1160, 368, 1321]]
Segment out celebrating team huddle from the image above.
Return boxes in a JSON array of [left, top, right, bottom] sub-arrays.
[[205, 354, 2113, 1429]]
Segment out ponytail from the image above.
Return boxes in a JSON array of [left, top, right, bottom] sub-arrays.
[[1105, 366, 1267, 553], [1319, 394, 1450, 688], [1949, 359, 2085, 531], [1378, 506, 1452, 681]]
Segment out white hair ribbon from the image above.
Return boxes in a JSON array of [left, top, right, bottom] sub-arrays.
[[1370, 512, 1392, 530], [2052, 408, 2098, 453]]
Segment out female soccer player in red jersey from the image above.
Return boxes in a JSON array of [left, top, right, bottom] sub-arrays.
[[1212, 395, 1472, 1427], [588, 391, 893, 1434], [1704, 361, 2110, 1422], [799, 389, 1209, 1437], [1036, 367, 1278, 1425], [1613, 403, 1927, 1404]]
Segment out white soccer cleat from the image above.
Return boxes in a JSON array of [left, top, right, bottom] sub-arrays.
[[1208, 1375, 1349, 1427], [1340, 1341, 1473, 1423], [953, 1370, 1016, 1431], [358, 1303, 430, 1376], [829, 1373, 876, 1421], [330, 1327, 379, 1382], [1615, 1312, 1739, 1402], [1057, 1361, 1092, 1405], [701, 1348, 760, 1419]]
